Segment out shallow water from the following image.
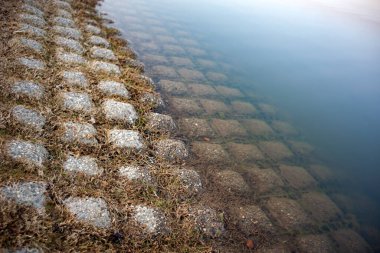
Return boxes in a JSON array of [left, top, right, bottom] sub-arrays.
[[100, 0, 380, 250]]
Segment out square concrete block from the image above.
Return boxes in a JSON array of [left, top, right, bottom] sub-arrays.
[[210, 119, 247, 138], [331, 229, 372, 253], [170, 57, 194, 67], [231, 205, 274, 235], [177, 118, 215, 138], [241, 119, 274, 136], [186, 47, 206, 56], [102, 99, 138, 124], [247, 167, 284, 194], [231, 101, 257, 115], [265, 197, 312, 231], [258, 103, 277, 116], [206, 71, 228, 82], [178, 68, 205, 81], [296, 234, 336, 253], [199, 99, 230, 115], [154, 139, 188, 162], [214, 85, 243, 97], [142, 54, 168, 64], [107, 129, 144, 150], [191, 141, 230, 163], [271, 120, 298, 136], [197, 59, 217, 68], [279, 165, 317, 189], [288, 140, 314, 155], [158, 80, 188, 95], [188, 83, 218, 96], [162, 44, 185, 54], [258, 141, 293, 160], [62, 122, 98, 145], [169, 97, 203, 115], [216, 170, 250, 193], [226, 142, 265, 162], [151, 65, 178, 78], [300, 192, 342, 223], [146, 112, 176, 133], [308, 164, 335, 182]]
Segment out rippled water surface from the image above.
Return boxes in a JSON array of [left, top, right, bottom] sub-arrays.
[[100, 0, 380, 250]]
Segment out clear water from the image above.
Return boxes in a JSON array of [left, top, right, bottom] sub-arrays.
[[100, 0, 380, 249]]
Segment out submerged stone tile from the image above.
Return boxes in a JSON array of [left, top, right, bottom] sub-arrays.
[[162, 44, 186, 55], [187, 47, 206, 56], [169, 97, 203, 115], [331, 229, 372, 253], [258, 141, 293, 160], [188, 83, 218, 96], [62, 122, 98, 145], [241, 119, 274, 136], [53, 16, 75, 27], [19, 23, 46, 38], [226, 143, 265, 162], [88, 36, 110, 48], [139, 75, 155, 87], [210, 119, 247, 138], [18, 37, 43, 53], [1, 182, 46, 213], [154, 139, 188, 162], [107, 129, 144, 149], [288, 140, 314, 155], [232, 205, 274, 235], [146, 112, 176, 133], [177, 68, 205, 81], [140, 92, 165, 108], [231, 101, 257, 115], [102, 99, 137, 124], [189, 205, 225, 238], [247, 167, 284, 194], [11, 105, 45, 131], [279, 165, 317, 190], [174, 168, 202, 197], [197, 59, 217, 68], [55, 36, 84, 53], [64, 197, 111, 228], [19, 13, 45, 28], [125, 59, 145, 71], [191, 142, 230, 163], [296, 234, 336, 253], [11, 81, 44, 100], [265, 197, 312, 231], [151, 65, 178, 78], [214, 85, 243, 97], [132, 205, 169, 235], [53, 26, 81, 40], [63, 155, 103, 176], [271, 120, 298, 136], [206, 71, 228, 82], [177, 118, 214, 138], [300, 192, 342, 223], [85, 24, 101, 34], [22, 4, 44, 17], [18, 57, 45, 70], [90, 46, 117, 61], [158, 80, 187, 95], [216, 170, 250, 193], [90, 61, 121, 75], [170, 56, 194, 67], [56, 49, 85, 64], [6, 140, 48, 167], [61, 92, 94, 113], [119, 165, 152, 184], [98, 80, 130, 98], [62, 71, 88, 87], [308, 164, 335, 182], [258, 103, 277, 116], [199, 99, 230, 115]]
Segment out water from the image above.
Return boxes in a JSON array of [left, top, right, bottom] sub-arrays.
[[100, 0, 380, 250]]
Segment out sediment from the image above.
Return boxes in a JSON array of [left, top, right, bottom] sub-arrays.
[[0, 0, 375, 252]]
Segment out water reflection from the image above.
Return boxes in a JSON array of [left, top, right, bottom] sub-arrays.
[[101, 0, 380, 251]]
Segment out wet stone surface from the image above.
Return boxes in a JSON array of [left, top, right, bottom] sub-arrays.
[[1, 182, 46, 213], [216, 170, 250, 193], [332, 229, 372, 253], [231, 101, 257, 115], [300, 192, 342, 223], [107, 129, 144, 149], [63, 155, 103, 176], [64, 197, 111, 228], [288, 140, 314, 156], [296, 234, 336, 253], [55, 36, 84, 54], [102, 99, 138, 124], [90, 46, 117, 60], [232, 205, 274, 235], [151, 65, 178, 78], [98, 80, 130, 98], [88, 36, 110, 48], [177, 118, 215, 138], [177, 68, 205, 81], [90, 61, 121, 75], [11, 81, 44, 99], [62, 122, 98, 145], [62, 71, 88, 87], [241, 119, 274, 136], [214, 85, 243, 97], [119, 166, 152, 184], [6, 140, 48, 167], [146, 112, 176, 133], [258, 141, 293, 160], [271, 120, 298, 136], [199, 99, 230, 115], [210, 119, 247, 138], [158, 80, 187, 95], [22, 4, 44, 17], [132, 205, 169, 235], [61, 92, 94, 113], [174, 168, 202, 197], [53, 26, 81, 40], [308, 164, 335, 182], [154, 139, 188, 162], [226, 142, 265, 162], [11, 105, 46, 131], [85, 24, 101, 35], [191, 142, 230, 163], [19, 13, 46, 28], [265, 197, 312, 231], [140, 92, 165, 108], [188, 83, 218, 96], [169, 97, 203, 115], [189, 205, 225, 238], [18, 37, 43, 53], [19, 23, 46, 38], [279, 165, 317, 190], [18, 57, 45, 70], [247, 167, 284, 194]]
